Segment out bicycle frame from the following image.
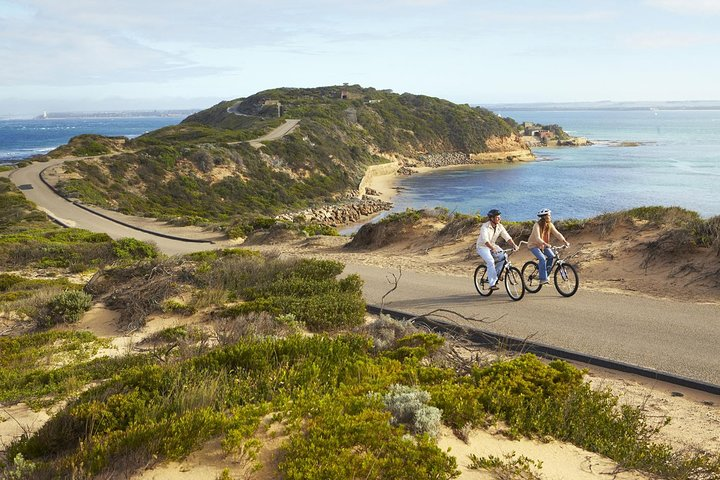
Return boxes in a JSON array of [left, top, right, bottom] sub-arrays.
[[474, 246, 525, 301], [522, 244, 580, 297]]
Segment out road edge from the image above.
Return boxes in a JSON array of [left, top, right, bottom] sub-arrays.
[[367, 305, 720, 395]]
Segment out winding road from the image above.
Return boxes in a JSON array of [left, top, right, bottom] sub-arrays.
[[3, 134, 720, 390]]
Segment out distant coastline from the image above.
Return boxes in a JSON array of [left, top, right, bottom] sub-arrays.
[[31, 109, 199, 120], [479, 100, 720, 111]]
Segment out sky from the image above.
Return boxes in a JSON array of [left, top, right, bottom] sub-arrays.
[[1, 0, 719, 116]]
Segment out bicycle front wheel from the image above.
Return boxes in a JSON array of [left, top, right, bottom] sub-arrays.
[[474, 265, 493, 296], [554, 263, 579, 297], [504, 266, 525, 301], [521, 261, 542, 293]]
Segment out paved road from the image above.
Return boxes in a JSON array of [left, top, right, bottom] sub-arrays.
[[344, 263, 720, 386], [5, 156, 720, 388], [5, 159, 221, 256], [228, 119, 300, 148]]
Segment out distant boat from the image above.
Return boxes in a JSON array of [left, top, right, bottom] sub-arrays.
[[34, 111, 48, 120]]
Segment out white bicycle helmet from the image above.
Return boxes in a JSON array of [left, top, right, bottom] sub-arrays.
[[537, 208, 552, 217]]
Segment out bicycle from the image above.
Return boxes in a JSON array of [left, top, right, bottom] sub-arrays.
[[473, 245, 525, 301], [521, 245, 579, 297]]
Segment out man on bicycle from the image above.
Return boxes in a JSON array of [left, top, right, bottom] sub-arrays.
[[476, 209, 519, 290]]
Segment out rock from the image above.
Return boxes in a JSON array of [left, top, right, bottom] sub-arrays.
[[419, 152, 470, 168], [276, 197, 392, 227]]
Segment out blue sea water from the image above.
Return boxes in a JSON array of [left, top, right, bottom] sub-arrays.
[[0, 116, 184, 164], [388, 109, 720, 221]]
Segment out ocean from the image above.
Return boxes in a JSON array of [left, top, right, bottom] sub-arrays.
[[0, 116, 185, 164], [388, 109, 720, 221]]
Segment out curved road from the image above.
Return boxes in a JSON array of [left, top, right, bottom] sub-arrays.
[[4, 159, 223, 256], [4, 156, 720, 388]]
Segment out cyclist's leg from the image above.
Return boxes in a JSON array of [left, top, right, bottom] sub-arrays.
[[530, 247, 549, 282], [477, 247, 499, 286], [544, 247, 556, 274], [493, 251, 506, 278]]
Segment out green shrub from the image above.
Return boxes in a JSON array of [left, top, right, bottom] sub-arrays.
[[467, 452, 543, 479], [279, 397, 458, 480], [0, 332, 144, 408], [301, 223, 339, 236], [224, 291, 366, 331], [0, 273, 25, 291], [112, 238, 159, 260], [381, 208, 424, 224], [37, 290, 93, 327], [162, 299, 195, 315], [383, 333, 445, 362], [1, 453, 38, 480]]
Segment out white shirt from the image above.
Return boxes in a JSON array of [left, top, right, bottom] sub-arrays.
[[476, 220, 511, 251]]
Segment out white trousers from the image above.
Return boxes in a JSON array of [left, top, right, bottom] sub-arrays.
[[477, 246, 505, 286]]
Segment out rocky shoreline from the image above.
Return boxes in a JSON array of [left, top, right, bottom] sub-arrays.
[[275, 196, 392, 227], [275, 146, 538, 227]]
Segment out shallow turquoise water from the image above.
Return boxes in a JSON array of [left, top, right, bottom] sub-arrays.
[[387, 109, 720, 221]]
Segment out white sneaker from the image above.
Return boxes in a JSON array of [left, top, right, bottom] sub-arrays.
[[539, 280, 550, 285]]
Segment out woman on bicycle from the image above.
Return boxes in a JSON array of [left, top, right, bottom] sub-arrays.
[[527, 209, 570, 285], [476, 209, 520, 290]]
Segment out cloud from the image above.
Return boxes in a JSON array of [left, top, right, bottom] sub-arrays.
[[645, 0, 720, 14], [0, 19, 228, 86]]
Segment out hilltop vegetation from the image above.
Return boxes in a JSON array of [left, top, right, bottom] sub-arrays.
[[47, 85, 524, 232]]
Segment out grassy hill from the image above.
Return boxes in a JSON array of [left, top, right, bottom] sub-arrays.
[[48, 85, 524, 232]]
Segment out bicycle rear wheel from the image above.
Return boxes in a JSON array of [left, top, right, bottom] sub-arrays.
[[554, 263, 579, 297], [473, 265, 493, 296], [504, 266, 525, 301], [521, 261, 543, 293]]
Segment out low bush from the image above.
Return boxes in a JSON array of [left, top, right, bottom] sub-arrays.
[[383, 332, 445, 362], [0, 273, 25, 291], [112, 237, 160, 260], [279, 396, 458, 480], [467, 452, 543, 479], [223, 290, 366, 331], [383, 384, 442, 437], [36, 290, 93, 327], [0, 331, 148, 408], [301, 223, 339, 236]]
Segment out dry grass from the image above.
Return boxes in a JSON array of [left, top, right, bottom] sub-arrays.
[[211, 311, 295, 345], [85, 258, 185, 331]]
